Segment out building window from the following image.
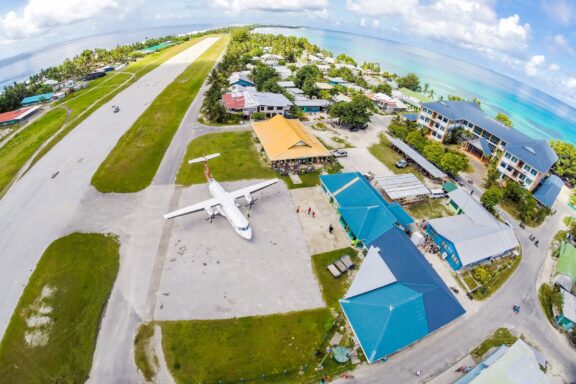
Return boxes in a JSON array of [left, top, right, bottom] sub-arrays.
[[525, 178, 533, 186], [500, 161, 506, 168], [511, 156, 518, 162], [505, 152, 511, 159], [525, 165, 531, 172], [267, 106, 274, 111], [507, 165, 513, 172], [531, 169, 537, 176]]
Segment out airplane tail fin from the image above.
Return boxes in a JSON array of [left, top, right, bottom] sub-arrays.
[[188, 153, 220, 182]]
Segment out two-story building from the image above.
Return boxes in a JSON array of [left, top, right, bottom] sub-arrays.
[[418, 100, 558, 192], [222, 88, 292, 118]]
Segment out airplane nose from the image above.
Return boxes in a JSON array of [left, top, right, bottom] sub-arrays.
[[242, 227, 253, 240]]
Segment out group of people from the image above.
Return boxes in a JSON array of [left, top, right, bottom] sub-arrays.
[[296, 205, 335, 235], [272, 159, 316, 176]]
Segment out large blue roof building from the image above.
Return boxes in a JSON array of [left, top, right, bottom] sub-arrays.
[[340, 227, 465, 363], [320, 172, 413, 247]]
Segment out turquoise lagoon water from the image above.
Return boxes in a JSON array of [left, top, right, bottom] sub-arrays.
[[255, 27, 576, 145]]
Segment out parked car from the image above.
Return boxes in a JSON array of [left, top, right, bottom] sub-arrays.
[[331, 149, 348, 158], [395, 159, 408, 168]]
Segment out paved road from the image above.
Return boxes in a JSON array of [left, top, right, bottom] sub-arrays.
[[333, 186, 576, 383], [0, 37, 220, 383]]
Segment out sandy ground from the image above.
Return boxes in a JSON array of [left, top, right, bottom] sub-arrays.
[[0, 37, 220, 384], [153, 181, 325, 320], [290, 186, 351, 255]]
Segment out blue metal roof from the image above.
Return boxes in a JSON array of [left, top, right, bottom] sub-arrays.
[[340, 228, 465, 363], [339, 206, 398, 244], [533, 175, 563, 208], [422, 100, 557, 173], [402, 113, 418, 122], [21, 93, 53, 104], [320, 173, 414, 242]]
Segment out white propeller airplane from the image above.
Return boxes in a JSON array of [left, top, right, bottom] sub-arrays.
[[163, 153, 278, 240]]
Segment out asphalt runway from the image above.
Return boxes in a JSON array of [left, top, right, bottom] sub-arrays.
[[0, 37, 220, 383]]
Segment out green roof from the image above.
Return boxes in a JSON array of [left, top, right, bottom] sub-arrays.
[[398, 87, 432, 103], [557, 241, 576, 281], [443, 182, 458, 193]]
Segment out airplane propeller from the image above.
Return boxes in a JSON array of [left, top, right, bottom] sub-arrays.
[[246, 197, 258, 208]]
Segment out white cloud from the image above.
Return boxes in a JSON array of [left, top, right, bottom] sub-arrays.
[[542, 0, 573, 26], [346, 0, 530, 53], [0, 0, 119, 41], [548, 63, 560, 71], [564, 77, 576, 89], [213, 0, 328, 12], [525, 55, 546, 77], [372, 19, 380, 29]]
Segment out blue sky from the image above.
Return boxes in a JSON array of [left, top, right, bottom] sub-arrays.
[[1, 0, 575, 106]]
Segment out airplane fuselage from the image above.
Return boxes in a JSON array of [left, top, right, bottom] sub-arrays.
[[208, 178, 252, 239]]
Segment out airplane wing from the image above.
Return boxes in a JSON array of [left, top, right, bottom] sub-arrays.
[[229, 179, 279, 200], [163, 197, 220, 219]]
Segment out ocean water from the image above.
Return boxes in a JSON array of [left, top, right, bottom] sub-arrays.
[[0, 23, 217, 89], [255, 27, 576, 145]]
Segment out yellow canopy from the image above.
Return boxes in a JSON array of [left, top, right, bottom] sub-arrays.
[[252, 115, 331, 161]]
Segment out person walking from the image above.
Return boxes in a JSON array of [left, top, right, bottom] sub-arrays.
[[329, 224, 334, 234], [296, 205, 300, 214], [312, 211, 316, 218], [307, 207, 311, 215]]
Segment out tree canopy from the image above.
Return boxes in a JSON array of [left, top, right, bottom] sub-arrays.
[[495, 113, 513, 127], [329, 94, 373, 129], [551, 140, 576, 186], [397, 73, 421, 92]]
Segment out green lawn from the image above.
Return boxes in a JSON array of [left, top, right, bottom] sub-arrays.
[[463, 275, 479, 291], [92, 36, 229, 192], [0, 37, 208, 197], [134, 323, 158, 382], [470, 255, 521, 300], [404, 199, 453, 220], [0, 108, 67, 196], [0, 233, 120, 383], [176, 131, 274, 185], [368, 136, 424, 181], [311, 248, 359, 308], [471, 328, 517, 361], [161, 309, 333, 383]]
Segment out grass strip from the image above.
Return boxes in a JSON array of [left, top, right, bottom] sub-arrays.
[[92, 36, 229, 192], [134, 323, 158, 382], [311, 247, 359, 308], [369, 135, 425, 181], [0, 233, 120, 383], [471, 328, 517, 361], [0, 108, 67, 195], [161, 309, 332, 384], [176, 131, 274, 185]]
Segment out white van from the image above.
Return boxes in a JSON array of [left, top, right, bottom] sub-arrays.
[[429, 188, 447, 199]]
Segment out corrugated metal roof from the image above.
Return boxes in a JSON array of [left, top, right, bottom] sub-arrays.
[[340, 228, 465, 363], [533, 175, 563, 208], [21, 93, 53, 104], [0, 106, 39, 123], [320, 172, 414, 232], [561, 288, 576, 323], [388, 137, 447, 179], [277, 81, 295, 88], [460, 339, 548, 384], [427, 189, 519, 266], [557, 241, 576, 282], [251, 115, 330, 161], [228, 71, 254, 86], [376, 173, 430, 200]]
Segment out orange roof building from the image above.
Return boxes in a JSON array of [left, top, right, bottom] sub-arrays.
[[252, 115, 331, 161]]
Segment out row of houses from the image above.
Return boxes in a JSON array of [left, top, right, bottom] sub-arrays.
[[417, 100, 561, 204]]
